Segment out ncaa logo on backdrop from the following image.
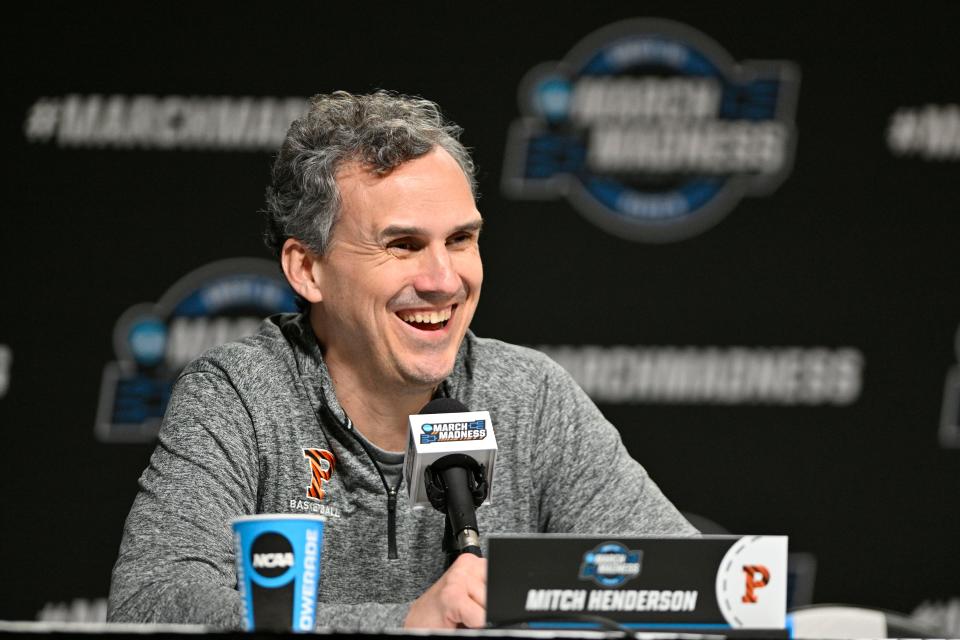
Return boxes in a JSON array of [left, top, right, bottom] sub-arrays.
[[502, 18, 800, 242], [95, 258, 296, 443]]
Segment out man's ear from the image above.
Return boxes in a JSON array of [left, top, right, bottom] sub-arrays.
[[280, 237, 324, 303]]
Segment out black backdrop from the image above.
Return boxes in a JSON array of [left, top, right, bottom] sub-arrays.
[[2, 2, 959, 622]]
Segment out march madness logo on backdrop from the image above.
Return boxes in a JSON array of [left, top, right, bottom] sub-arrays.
[[502, 18, 800, 242], [95, 258, 296, 443]]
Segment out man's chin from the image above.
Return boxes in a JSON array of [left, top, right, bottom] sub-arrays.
[[399, 360, 456, 391]]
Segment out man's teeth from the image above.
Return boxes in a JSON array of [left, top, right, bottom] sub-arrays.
[[399, 308, 452, 324]]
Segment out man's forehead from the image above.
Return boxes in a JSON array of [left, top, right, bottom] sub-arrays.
[[335, 159, 385, 187], [334, 149, 480, 236]]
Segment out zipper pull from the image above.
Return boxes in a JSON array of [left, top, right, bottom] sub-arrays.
[[387, 489, 398, 525]]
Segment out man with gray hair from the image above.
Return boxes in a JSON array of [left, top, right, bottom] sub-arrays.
[[108, 91, 695, 631]]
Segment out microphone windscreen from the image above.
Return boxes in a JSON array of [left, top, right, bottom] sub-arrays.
[[419, 398, 468, 414]]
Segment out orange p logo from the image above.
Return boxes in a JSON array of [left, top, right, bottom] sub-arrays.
[[303, 448, 336, 500], [742, 564, 770, 603]]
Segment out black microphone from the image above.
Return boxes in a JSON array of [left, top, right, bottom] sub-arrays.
[[418, 398, 490, 562]]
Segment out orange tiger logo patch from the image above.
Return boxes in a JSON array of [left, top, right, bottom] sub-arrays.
[[302, 448, 336, 501]]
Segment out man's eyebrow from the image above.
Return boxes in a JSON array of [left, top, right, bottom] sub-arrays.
[[378, 218, 484, 240]]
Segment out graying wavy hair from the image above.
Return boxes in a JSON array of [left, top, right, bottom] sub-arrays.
[[263, 90, 477, 257]]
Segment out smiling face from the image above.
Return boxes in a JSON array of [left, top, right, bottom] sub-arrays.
[[311, 147, 483, 394]]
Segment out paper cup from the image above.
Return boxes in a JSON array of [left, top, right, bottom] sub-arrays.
[[232, 514, 325, 632]]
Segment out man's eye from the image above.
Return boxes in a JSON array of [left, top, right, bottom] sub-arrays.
[[387, 239, 419, 252], [447, 233, 474, 246]]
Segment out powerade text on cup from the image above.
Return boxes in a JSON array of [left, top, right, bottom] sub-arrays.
[[232, 515, 325, 632]]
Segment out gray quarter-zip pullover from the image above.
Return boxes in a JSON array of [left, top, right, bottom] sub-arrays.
[[108, 314, 695, 631]]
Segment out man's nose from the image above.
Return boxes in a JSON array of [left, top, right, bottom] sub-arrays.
[[413, 244, 461, 297]]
